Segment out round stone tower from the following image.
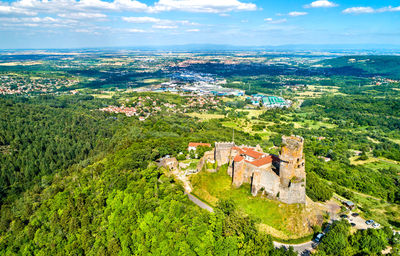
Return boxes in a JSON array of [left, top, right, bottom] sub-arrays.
[[279, 135, 305, 187]]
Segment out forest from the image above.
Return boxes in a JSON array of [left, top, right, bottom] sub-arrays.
[[320, 56, 400, 79], [315, 220, 399, 255], [0, 96, 297, 255]]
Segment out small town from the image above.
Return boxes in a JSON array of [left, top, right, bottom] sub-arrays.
[[0, 74, 78, 94]]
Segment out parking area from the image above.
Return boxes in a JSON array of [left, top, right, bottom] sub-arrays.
[[347, 213, 369, 230], [340, 211, 381, 230]]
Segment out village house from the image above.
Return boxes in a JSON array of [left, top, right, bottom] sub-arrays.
[[188, 142, 211, 152]]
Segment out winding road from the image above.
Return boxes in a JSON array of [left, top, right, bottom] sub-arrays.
[[185, 191, 314, 255]]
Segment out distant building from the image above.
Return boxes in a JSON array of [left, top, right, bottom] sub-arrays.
[[344, 201, 355, 210], [188, 142, 211, 152], [250, 94, 290, 108], [159, 156, 179, 170]]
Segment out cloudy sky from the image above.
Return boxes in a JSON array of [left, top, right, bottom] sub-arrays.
[[0, 0, 399, 49]]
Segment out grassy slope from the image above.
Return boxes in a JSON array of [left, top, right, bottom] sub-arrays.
[[190, 166, 322, 240]]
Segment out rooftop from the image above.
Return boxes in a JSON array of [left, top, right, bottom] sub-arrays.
[[188, 142, 211, 148]]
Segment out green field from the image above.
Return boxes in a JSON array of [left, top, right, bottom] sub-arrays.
[[186, 112, 225, 120]]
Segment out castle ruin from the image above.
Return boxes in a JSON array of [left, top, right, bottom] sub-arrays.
[[208, 135, 306, 204]]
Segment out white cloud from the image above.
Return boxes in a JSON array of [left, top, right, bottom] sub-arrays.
[[378, 6, 400, 12], [123, 16, 199, 31], [343, 6, 400, 14], [304, 0, 338, 8], [58, 12, 107, 20], [122, 16, 161, 23], [149, 0, 257, 13], [342, 7, 375, 14], [127, 28, 146, 32], [265, 18, 287, 24], [0, 5, 36, 15], [152, 24, 177, 29], [288, 11, 308, 17], [1, 0, 148, 16], [0, 15, 79, 29], [186, 28, 199, 32], [0, 0, 257, 19], [75, 29, 92, 33]]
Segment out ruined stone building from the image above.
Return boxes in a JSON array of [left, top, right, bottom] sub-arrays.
[[213, 135, 306, 204]]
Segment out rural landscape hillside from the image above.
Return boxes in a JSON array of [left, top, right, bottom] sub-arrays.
[[1, 0, 400, 255], [0, 50, 399, 255]]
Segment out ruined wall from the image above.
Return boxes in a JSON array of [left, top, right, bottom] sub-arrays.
[[215, 142, 234, 166], [278, 180, 306, 204], [197, 149, 215, 172], [161, 157, 178, 170], [232, 160, 246, 187], [251, 166, 280, 197]]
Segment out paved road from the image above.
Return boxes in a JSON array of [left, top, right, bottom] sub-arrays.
[[185, 192, 214, 212]]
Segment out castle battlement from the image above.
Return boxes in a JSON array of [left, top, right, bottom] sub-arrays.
[[211, 136, 306, 204]]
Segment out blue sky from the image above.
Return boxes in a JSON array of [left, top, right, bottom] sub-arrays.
[[0, 0, 399, 49]]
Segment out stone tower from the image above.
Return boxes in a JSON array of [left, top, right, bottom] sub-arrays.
[[279, 135, 305, 185], [278, 135, 306, 204], [215, 142, 235, 166]]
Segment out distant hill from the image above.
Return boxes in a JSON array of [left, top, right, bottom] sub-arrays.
[[320, 56, 400, 79]]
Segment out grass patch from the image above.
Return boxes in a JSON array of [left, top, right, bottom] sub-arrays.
[[352, 192, 400, 227], [236, 109, 264, 118], [362, 160, 400, 172], [293, 120, 336, 130], [190, 167, 319, 240], [186, 112, 225, 120]]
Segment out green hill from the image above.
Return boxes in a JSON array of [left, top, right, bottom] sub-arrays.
[[320, 56, 400, 79]]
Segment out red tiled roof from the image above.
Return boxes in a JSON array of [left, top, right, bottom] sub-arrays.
[[188, 142, 211, 148], [242, 148, 265, 159], [249, 155, 273, 167], [233, 155, 244, 162]]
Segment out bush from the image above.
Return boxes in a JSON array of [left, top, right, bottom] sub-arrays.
[[306, 172, 333, 202]]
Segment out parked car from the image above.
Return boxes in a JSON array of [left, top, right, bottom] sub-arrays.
[[350, 223, 356, 227], [315, 233, 324, 243], [340, 214, 349, 219], [366, 220, 374, 225], [373, 223, 380, 228], [351, 213, 359, 217]]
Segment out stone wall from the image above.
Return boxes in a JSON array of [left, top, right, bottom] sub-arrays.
[[251, 166, 280, 197], [215, 142, 234, 166], [278, 180, 306, 204], [197, 149, 215, 172]]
